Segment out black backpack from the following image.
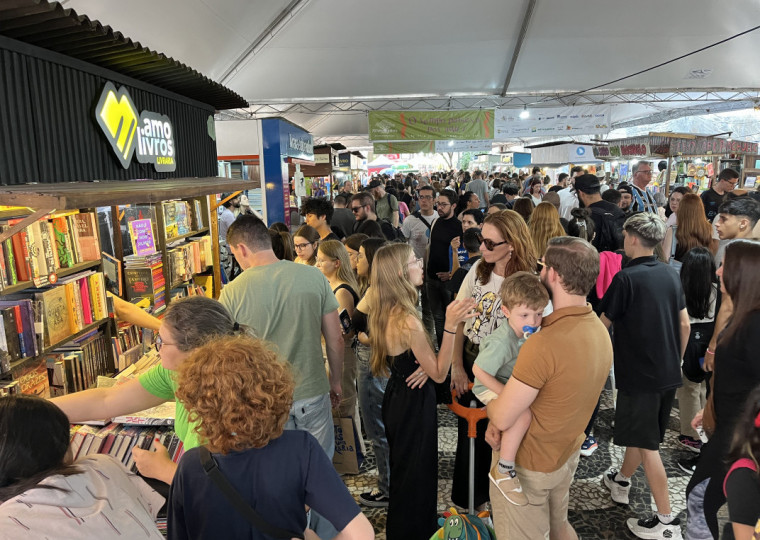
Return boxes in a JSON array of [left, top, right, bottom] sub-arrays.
[[590, 206, 624, 252], [379, 219, 406, 243]]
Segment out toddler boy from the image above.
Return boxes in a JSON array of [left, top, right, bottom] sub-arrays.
[[472, 271, 549, 506]]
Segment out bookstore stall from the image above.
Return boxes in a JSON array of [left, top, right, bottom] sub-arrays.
[[0, 4, 253, 524]]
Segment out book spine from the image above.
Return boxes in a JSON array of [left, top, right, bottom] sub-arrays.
[[67, 215, 81, 264], [11, 232, 31, 282], [40, 220, 59, 273], [79, 277, 93, 325], [52, 217, 74, 268], [3, 235, 17, 285]]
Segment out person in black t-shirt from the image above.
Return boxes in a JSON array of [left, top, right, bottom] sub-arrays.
[[598, 213, 690, 540], [426, 191, 463, 346], [701, 168, 740, 222], [301, 197, 341, 242], [575, 174, 625, 252]]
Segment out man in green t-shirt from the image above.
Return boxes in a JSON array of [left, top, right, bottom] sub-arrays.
[[220, 215, 344, 460], [369, 179, 399, 227]]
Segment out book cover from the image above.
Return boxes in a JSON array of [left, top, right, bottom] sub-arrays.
[[125, 267, 155, 301], [63, 282, 82, 333], [61, 355, 76, 394], [0, 243, 7, 289], [1, 308, 21, 361], [163, 202, 179, 239], [176, 201, 190, 235], [0, 300, 37, 358], [24, 223, 47, 285], [10, 231, 31, 282], [128, 219, 157, 256], [12, 359, 49, 398], [39, 287, 72, 347], [66, 214, 81, 264], [41, 221, 60, 272], [51, 217, 75, 268], [88, 274, 105, 321], [78, 276, 94, 325], [73, 213, 100, 262], [3, 234, 17, 285], [12, 305, 27, 358], [101, 252, 123, 296], [194, 199, 203, 230]]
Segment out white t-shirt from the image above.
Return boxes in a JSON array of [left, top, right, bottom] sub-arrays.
[[401, 212, 437, 259], [558, 186, 578, 221], [456, 259, 506, 345], [0, 454, 164, 539]]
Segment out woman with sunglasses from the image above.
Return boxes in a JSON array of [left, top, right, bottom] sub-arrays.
[[293, 224, 320, 265], [51, 296, 243, 486], [450, 209, 539, 511]]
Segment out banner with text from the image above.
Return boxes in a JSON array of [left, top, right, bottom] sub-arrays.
[[373, 141, 435, 154], [495, 105, 611, 139], [434, 139, 493, 153], [369, 110, 494, 141]]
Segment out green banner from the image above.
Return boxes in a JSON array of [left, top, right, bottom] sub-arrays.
[[369, 110, 494, 141], [373, 141, 435, 154]]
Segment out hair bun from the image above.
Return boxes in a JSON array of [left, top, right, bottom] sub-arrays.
[[571, 207, 591, 219]]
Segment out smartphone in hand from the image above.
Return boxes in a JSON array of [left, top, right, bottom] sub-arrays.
[[339, 309, 352, 334]]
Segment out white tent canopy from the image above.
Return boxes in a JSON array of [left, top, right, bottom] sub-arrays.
[[65, 0, 760, 148]]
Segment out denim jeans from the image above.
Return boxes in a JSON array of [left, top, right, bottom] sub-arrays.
[[285, 392, 335, 459], [356, 341, 390, 496], [286, 393, 339, 539]]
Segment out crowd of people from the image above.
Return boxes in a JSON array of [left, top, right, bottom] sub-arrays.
[[0, 163, 759, 540]]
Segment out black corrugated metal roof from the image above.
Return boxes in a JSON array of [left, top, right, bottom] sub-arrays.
[[0, 0, 248, 110]]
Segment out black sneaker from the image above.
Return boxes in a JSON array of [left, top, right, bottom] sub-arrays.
[[358, 488, 389, 507], [677, 455, 699, 474]]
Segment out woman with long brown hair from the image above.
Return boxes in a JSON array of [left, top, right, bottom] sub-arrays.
[[686, 241, 760, 538], [662, 193, 716, 263], [450, 209, 538, 510], [529, 202, 567, 257], [367, 244, 475, 539]]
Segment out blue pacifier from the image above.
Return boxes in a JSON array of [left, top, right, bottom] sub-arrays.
[[522, 325, 540, 339]]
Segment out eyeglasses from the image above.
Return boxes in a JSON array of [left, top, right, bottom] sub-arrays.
[[636, 169, 653, 175], [537, 258, 548, 271], [477, 234, 508, 251], [154, 334, 177, 352], [407, 257, 424, 268], [418, 195, 434, 201], [315, 257, 336, 265], [350, 205, 364, 213], [437, 202, 451, 208], [721, 178, 738, 186], [294, 243, 314, 250]]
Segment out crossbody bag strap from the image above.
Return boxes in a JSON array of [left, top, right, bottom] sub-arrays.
[[199, 447, 304, 540]]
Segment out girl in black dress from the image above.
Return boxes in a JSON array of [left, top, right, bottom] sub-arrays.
[[367, 243, 476, 540]]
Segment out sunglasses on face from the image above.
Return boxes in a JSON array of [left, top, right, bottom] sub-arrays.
[[351, 205, 364, 213], [477, 234, 508, 251]]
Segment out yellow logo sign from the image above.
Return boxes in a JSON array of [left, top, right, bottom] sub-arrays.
[[95, 82, 176, 172]]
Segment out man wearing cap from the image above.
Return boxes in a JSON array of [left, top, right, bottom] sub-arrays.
[[629, 162, 659, 214], [369, 179, 399, 227], [575, 174, 626, 252]]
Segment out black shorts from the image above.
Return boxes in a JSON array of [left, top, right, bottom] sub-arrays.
[[614, 389, 676, 450]]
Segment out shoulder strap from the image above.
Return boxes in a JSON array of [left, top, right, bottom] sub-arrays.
[[413, 211, 433, 230], [199, 447, 304, 539], [671, 226, 678, 258], [724, 457, 759, 496]]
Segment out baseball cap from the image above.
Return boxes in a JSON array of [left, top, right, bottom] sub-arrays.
[[574, 174, 601, 194]]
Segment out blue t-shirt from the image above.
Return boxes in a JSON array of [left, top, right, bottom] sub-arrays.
[[167, 430, 360, 539]]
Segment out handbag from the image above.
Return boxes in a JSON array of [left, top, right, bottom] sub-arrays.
[[200, 447, 304, 539]]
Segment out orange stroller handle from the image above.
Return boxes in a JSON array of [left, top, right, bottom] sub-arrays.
[[447, 383, 488, 438]]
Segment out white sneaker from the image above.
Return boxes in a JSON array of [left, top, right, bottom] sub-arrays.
[[626, 515, 683, 539], [602, 469, 630, 505]]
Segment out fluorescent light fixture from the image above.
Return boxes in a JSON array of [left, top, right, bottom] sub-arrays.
[[448, 141, 454, 147], [519, 106, 530, 119]]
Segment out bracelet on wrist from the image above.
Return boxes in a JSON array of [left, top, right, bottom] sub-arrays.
[[443, 328, 456, 335], [706, 348, 715, 355]]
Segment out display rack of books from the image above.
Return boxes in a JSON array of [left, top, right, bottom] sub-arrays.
[[0, 207, 116, 397]]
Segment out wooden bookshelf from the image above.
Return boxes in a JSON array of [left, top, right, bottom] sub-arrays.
[[165, 226, 210, 245], [0, 260, 101, 296]]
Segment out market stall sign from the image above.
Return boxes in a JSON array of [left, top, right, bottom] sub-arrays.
[[593, 136, 670, 159], [95, 82, 177, 172], [373, 141, 436, 154], [288, 133, 314, 159], [434, 140, 493, 153], [670, 137, 758, 156], [369, 110, 494, 141], [495, 105, 611, 139]]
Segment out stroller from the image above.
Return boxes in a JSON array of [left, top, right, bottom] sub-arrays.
[[430, 384, 496, 540]]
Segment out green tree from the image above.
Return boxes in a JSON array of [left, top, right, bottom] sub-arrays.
[[458, 152, 473, 170]]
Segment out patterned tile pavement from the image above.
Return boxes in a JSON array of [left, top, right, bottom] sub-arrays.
[[342, 389, 698, 539]]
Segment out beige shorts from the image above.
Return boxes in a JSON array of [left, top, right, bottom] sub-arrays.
[[474, 388, 499, 405], [489, 450, 581, 539]]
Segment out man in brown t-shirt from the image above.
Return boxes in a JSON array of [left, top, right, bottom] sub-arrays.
[[486, 237, 613, 539]]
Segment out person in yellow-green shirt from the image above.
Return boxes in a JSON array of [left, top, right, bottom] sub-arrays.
[[52, 295, 241, 485]]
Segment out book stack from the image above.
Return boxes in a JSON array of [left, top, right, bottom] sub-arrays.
[[111, 322, 154, 373], [124, 253, 165, 311], [45, 328, 113, 397], [69, 423, 185, 473], [0, 270, 108, 366], [0, 211, 101, 289]]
